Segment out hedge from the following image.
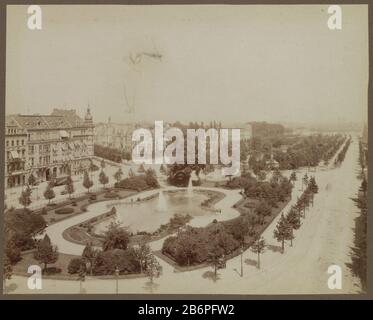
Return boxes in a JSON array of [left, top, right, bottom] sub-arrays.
[[104, 192, 118, 199], [55, 207, 74, 215]]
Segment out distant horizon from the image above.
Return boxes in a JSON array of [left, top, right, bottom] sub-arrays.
[[6, 108, 366, 130]]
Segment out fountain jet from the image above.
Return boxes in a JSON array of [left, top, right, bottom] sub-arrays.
[[187, 175, 193, 196], [156, 191, 168, 212]]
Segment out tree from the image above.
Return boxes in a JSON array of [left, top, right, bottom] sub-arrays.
[[102, 222, 130, 251], [134, 243, 152, 274], [128, 168, 135, 177], [19, 186, 32, 209], [250, 236, 266, 269], [300, 192, 311, 216], [255, 200, 272, 219], [302, 173, 309, 191], [28, 173, 36, 186], [99, 170, 109, 189], [207, 240, 225, 278], [89, 161, 96, 179], [228, 216, 249, 245], [257, 171, 266, 182], [271, 169, 282, 184], [43, 184, 55, 205], [360, 178, 367, 197], [5, 238, 21, 264], [273, 213, 292, 253], [145, 169, 159, 188], [138, 163, 145, 173], [144, 255, 162, 284], [34, 234, 59, 273], [83, 170, 93, 193], [308, 176, 319, 194], [3, 256, 12, 294], [82, 242, 98, 275], [285, 207, 301, 246], [65, 175, 75, 199], [176, 231, 199, 266], [100, 159, 106, 169], [294, 198, 303, 219], [114, 168, 123, 184], [159, 164, 167, 175]]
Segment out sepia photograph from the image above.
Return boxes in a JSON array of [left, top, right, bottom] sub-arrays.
[[2, 4, 369, 296]]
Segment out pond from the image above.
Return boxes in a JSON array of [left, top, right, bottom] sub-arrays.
[[92, 190, 216, 234]]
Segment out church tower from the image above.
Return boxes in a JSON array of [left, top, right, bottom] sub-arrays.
[[84, 105, 94, 157]]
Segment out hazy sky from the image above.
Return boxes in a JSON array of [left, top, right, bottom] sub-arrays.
[[6, 5, 368, 124]]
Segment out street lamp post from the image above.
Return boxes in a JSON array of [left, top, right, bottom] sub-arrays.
[[240, 246, 244, 277], [115, 266, 120, 294], [78, 267, 86, 294]]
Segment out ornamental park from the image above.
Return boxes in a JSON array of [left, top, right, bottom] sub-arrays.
[[3, 120, 366, 294]]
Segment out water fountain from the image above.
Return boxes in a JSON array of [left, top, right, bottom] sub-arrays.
[[156, 191, 167, 212]]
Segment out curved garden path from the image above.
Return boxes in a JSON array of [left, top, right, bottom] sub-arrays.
[[44, 186, 242, 256]]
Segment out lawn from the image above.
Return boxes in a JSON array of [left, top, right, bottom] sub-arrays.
[[13, 251, 78, 279]]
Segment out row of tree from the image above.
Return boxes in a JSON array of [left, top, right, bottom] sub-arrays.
[[94, 144, 131, 163], [18, 160, 130, 210], [350, 138, 367, 292], [248, 134, 346, 173], [273, 175, 319, 253], [334, 137, 351, 166]]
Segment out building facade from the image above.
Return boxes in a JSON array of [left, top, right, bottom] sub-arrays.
[[94, 117, 135, 152], [5, 107, 94, 188]]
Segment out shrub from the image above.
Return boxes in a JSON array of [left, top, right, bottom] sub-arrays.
[[90, 194, 97, 200], [71, 201, 77, 206], [93, 248, 140, 275], [5, 242, 21, 264], [102, 223, 130, 251], [4, 210, 47, 252], [68, 258, 86, 274], [104, 192, 118, 199], [116, 174, 159, 191], [162, 224, 239, 266], [41, 207, 48, 215], [226, 176, 256, 190], [45, 267, 62, 275], [115, 176, 149, 191], [55, 207, 74, 215]]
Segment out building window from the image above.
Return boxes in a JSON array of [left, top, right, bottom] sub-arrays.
[[6, 141, 9, 147], [11, 141, 14, 147]]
